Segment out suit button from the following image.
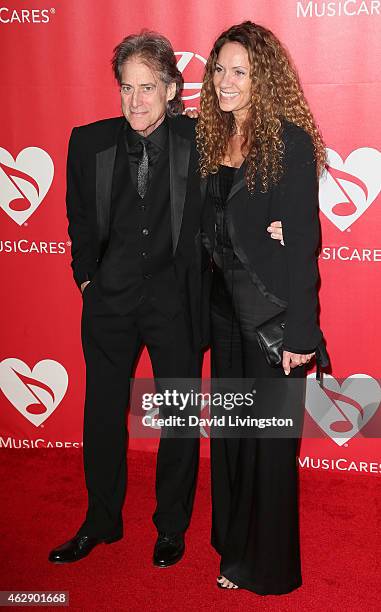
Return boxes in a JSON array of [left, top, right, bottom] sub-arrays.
[[141, 205, 146, 211], [142, 228, 149, 236], [141, 251, 148, 258], [143, 274, 152, 280]]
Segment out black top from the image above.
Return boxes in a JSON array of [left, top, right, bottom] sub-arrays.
[[124, 118, 168, 190], [214, 165, 235, 246], [209, 165, 243, 270]]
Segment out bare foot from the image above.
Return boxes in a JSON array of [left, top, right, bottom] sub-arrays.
[[217, 575, 239, 589]]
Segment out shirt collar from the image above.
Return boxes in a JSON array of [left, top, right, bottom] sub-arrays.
[[124, 116, 168, 151]]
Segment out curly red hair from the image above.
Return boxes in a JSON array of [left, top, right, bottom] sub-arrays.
[[196, 21, 326, 192]]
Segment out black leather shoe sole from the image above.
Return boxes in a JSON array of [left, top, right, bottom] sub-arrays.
[[49, 555, 89, 565]]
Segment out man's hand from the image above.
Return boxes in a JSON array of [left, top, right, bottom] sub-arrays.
[[282, 351, 314, 376], [182, 107, 199, 119], [81, 281, 90, 294], [267, 221, 284, 245]]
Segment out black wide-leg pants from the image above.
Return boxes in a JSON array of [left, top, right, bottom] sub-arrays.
[[78, 282, 200, 539], [210, 264, 305, 595]]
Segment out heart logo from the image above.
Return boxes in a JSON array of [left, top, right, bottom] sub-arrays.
[[0, 358, 68, 427], [319, 147, 381, 231], [305, 373, 381, 446], [0, 147, 54, 225]]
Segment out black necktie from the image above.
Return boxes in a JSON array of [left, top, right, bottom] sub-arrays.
[[137, 140, 149, 199]]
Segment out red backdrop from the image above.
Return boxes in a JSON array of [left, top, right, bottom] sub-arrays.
[[1, 0, 381, 474]]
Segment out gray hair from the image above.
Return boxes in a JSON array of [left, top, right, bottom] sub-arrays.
[[112, 30, 184, 116]]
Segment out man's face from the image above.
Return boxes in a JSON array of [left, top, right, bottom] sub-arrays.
[[120, 57, 175, 137]]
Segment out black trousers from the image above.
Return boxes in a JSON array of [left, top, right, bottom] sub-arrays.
[[78, 282, 200, 539], [210, 264, 305, 595]]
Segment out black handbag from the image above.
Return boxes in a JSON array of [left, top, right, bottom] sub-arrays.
[[255, 311, 330, 385], [255, 310, 285, 368], [255, 310, 286, 368]]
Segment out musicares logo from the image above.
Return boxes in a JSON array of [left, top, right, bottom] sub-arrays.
[[296, 1, 381, 17], [0, 8, 55, 24], [305, 373, 381, 446], [319, 147, 381, 231], [0, 147, 54, 224], [0, 358, 68, 427], [175, 52, 207, 100]]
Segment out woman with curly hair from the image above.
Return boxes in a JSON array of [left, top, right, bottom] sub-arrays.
[[196, 21, 326, 594]]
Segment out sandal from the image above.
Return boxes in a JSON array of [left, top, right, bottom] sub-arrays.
[[217, 575, 239, 589]]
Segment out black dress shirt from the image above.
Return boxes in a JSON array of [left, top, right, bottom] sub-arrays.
[[124, 117, 168, 191]]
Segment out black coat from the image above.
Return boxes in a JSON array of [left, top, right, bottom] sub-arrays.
[[202, 121, 322, 353], [66, 115, 211, 349]]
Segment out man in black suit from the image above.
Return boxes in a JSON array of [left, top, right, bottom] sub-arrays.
[[49, 31, 209, 567], [49, 31, 284, 567]]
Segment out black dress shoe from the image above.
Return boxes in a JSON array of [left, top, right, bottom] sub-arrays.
[[48, 532, 121, 564], [153, 533, 185, 568]]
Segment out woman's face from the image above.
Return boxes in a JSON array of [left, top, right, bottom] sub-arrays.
[[212, 41, 252, 121]]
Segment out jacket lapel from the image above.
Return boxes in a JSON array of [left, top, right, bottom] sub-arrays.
[[168, 121, 191, 254], [96, 145, 117, 250], [95, 119, 125, 251], [226, 161, 247, 203]]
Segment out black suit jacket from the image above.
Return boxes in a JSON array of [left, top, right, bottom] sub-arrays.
[[66, 115, 210, 349], [202, 121, 322, 353]]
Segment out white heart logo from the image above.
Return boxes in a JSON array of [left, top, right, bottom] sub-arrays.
[[305, 373, 381, 446], [0, 358, 68, 427], [0, 147, 54, 225], [319, 147, 381, 231]]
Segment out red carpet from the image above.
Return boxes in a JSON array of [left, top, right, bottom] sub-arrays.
[[0, 449, 380, 611]]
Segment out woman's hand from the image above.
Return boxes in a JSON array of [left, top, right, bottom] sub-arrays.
[[267, 220, 284, 245], [182, 107, 199, 119], [282, 351, 314, 376]]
